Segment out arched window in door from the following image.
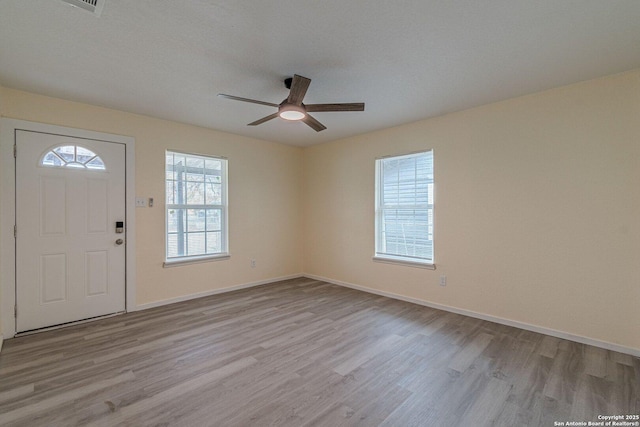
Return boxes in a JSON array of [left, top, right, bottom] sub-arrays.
[[41, 145, 106, 170]]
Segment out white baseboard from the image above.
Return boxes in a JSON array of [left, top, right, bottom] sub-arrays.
[[303, 273, 640, 358], [135, 274, 304, 311]]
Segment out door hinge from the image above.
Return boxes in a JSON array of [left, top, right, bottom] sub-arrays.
[[14, 305, 17, 318], [14, 225, 17, 238], [13, 144, 17, 158]]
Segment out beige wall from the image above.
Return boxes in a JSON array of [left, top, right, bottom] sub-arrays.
[[0, 86, 4, 334], [303, 71, 640, 351], [0, 87, 304, 312], [1, 70, 639, 352]]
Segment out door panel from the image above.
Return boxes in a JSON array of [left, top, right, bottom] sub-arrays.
[[86, 250, 109, 296], [16, 130, 126, 332], [87, 178, 109, 233], [40, 253, 67, 303], [40, 176, 67, 235]]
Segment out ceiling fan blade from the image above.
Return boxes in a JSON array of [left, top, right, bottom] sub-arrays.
[[248, 113, 279, 126], [301, 114, 326, 132], [287, 75, 311, 105], [218, 94, 279, 108], [305, 103, 365, 112]]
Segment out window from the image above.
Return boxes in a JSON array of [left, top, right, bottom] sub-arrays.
[[165, 151, 228, 262], [41, 145, 105, 170], [375, 150, 434, 267]]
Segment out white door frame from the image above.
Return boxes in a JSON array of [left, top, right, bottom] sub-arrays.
[[1, 118, 137, 338]]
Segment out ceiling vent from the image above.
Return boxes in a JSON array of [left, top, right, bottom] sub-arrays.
[[59, 0, 105, 17]]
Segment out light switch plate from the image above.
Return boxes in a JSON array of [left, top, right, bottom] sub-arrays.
[[135, 197, 147, 208]]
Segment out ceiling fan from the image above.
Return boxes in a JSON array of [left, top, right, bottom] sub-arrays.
[[218, 74, 365, 132]]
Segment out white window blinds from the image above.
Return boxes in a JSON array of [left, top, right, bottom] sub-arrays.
[[166, 151, 228, 260], [375, 150, 434, 264]]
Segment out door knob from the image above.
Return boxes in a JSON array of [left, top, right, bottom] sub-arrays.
[[115, 239, 124, 245]]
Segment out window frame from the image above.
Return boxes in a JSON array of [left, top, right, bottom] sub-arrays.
[[163, 150, 229, 267], [40, 144, 107, 170], [374, 150, 435, 269]]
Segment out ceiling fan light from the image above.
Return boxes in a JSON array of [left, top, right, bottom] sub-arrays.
[[278, 104, 306, 121], [280, 110, 305, 120]]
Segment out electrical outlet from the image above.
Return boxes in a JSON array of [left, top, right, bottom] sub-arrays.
[[135, 197, 147, 208], [250, 259, 256, 268], [439, 275, 447, 287]]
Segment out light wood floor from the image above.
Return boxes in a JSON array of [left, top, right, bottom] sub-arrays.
[[0, 278, 638, 426]]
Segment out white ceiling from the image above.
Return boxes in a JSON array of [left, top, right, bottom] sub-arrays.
[[1, 1, 639, 147]]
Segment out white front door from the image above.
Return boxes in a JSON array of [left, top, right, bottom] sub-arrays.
[[15, 130, 126, 332]]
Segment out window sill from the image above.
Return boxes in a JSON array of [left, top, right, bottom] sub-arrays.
[[163, 253, 230, 268], [372, 255, 436, 270]]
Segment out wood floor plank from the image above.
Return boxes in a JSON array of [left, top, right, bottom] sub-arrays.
[[332, 334, 404, 376], [458, 377, 513, 427], [117, 356, 257, 420], [0, 384, 34, 405], [0, 277, 637, 426], [448, 332, 494, 373], [584, 345, 609, 378], [0, 371, 135, 425], [0, 353, 65, 376], [543, 341, 583, 404], [538, 335, 561, 359]]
